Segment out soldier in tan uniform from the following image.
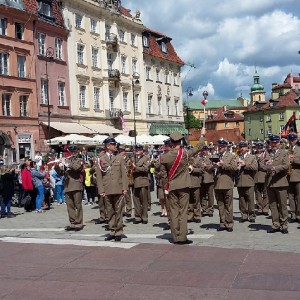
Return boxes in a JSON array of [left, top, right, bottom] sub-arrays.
[[199, 146, 215, 217], [96, 137, 128, 241], [160, 129, 205, 244], [132, 145, 150, 224], [187, 153, 202, 223], [214, 139, 238, 232], [236, 141, 258, 223], [262, 135, 289, 234], [64, 145, 84, 231], [287, 133, 300, 223], [254, 142, 269, 215]]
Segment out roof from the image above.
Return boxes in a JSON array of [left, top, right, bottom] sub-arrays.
[[188, 99, 246, 110], [149, 123, 187, 135], [246, 89, 299, 112], [205, 107, 244, 123], [143, 28, 184, 65], [23, 0, 65, 28], [119, 6, 132, 17]]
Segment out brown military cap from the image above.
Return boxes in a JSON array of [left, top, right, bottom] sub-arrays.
[[170, 132, 183, 142]]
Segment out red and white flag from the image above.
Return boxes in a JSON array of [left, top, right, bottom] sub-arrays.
[[201, 99, 208, 105]]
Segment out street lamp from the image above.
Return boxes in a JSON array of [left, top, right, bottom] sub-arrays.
[[202, 90, 208, 129], [132, 72, 140, 146], [185, 87, 193, 143], [45, 47, 54, 142]]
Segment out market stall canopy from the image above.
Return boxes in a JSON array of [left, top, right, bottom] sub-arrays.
[[41, 122, 95, 134], [91, 134, 109, 144], [136, 134, 155, 145], [115, 134, 135, 145], [151, 134, 169, 145], [45, 134, 96, 145]]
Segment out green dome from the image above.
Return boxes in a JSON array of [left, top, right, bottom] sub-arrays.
[[251, 83, 264, 92]]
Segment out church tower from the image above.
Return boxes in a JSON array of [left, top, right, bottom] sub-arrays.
[[250, 70, 265, 105]]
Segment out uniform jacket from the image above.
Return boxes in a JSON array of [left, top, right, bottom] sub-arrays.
[[263, 149, 289, 187], [160, 138, 205, 192], [154, 156, 165, 189], [199, 155, 214, 184], [214, 152, 238, 190], [189, 156, 203, 188], [290, 145, 300, 182], [133, 155, 150, 188], [64, 158, 83, 193], [254, 151, 269, 184], [236, 153, 258, 187], [96, 153, 128, 195]]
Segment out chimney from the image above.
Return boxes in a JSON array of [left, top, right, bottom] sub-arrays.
[[223, 105, 227, 112]]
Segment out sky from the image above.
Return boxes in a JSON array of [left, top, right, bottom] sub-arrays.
[[124, 0, 300, 102]]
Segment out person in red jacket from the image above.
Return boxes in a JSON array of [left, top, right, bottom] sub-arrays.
[[21, 159, 34, 211]]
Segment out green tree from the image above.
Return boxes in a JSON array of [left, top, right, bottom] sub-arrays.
[[184, 110, 201, 130]]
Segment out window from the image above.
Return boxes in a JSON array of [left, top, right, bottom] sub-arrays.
[[156, 68, 160, 82], [123, 92, 128, 111], [77, 44, 84, 65], [41, 79, 48, 104], [58, 82, 65, 106], [105, 24, 111, 39], [119, 29, 125, 42], [121, 56, 126, 74], [266, 114, 271, 122], [75, 14, 83, 29], [158, 96, 162, 115], [235, 121, 240, 127], [2, 94, 11, 116], [20, 95, 28, 117], [38, 33, 46, 55], [91, 47, 98, 68], [94, 87, 100, 109], [175, 99, 179, 116], [15, 23, 24, 39], [132, 58, 137, 74], [90, 18, 97, 33], [55, 38, 63, 60], [267, 126, 272, 135], [164, 71, 169, 84], [161, 41, 167, 53], [279, 112, 284, 120], [147, 94, 152, 114], [38, 1, 53, 17], [0, 52, 8, 75], [166, 98, 170, 115], [225, 122, 229, 128], [280, 125, 285, 132], [260, 116, 263, 122], [247, 116, 251, 123], [260, 129, 264, 134], [146, 66, 151, 80], [130, 33, 136, 46], [248, 128, 251, 136], [142, 35, 149, 47], [107, 53, 113, 70], [79, 85, 86, 108], [109, 90, 114, 111], [0, 18, 7, 35], [173, 73, 178, 85], [17, 55, 25, 77], [134, 93, 139, 113]]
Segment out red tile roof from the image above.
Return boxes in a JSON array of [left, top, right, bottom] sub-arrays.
[[143, 28, 184, 65], [120, 6, 132, 17], [205, 107, 244, 123], [23, 0, 65, 28], [272, 83, 292, 90]]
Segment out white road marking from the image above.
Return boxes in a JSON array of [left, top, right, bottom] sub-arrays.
[[0, 228, 65, 232], [0, 237, 137, 249]]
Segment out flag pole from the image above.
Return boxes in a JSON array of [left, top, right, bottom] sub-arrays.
[[202, 91, 208, 129]]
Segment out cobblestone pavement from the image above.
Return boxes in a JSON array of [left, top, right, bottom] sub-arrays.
[[0, 188, 299, 252]]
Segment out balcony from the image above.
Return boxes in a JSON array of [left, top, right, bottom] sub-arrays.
[[105, 33, 118, 51], [108, 69, 120, 81], [105, 108, 122, 120]]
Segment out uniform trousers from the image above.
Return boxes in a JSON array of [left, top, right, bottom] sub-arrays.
[[267, 187, 288, 230], [238, 186, 256, 221], [98, 195, 108, 222], [105, 194, 124, 237], [201, 182, 215, 215], [188, 187, 201, 221], [133, 186, 149, 222], [215, 189, 234, 229], [255, 182, 269, 213], [166, 188, 189, 243], [123, 185, 133, 216], [65, 190, 83, 228], [288, 181, 300, 221]]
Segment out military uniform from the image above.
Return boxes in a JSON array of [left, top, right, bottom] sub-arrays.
[[236, 142, 258, 222], [124, 155, 133, 217], [254, 144, 269, 215], [96, 138, 128, 240], [64, 147, 84, 231], [133, 145, 150, 224], [263, 135, 289, 233], [214, 140, 238, 231], [161, 133, 205, 244]]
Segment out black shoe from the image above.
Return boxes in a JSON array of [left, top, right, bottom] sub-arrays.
[[142, 220, 148, 224], [249, 219, 255, 223], [194, 219, 201, 223], [114, 236, 122, 242], [268, 228, 280, 233], [126, 213, 132, 218], [263, 212, 269, 216], [240, 219, 248, 223], [73, 226, 83, 231], [281, 229, 288, 234], [217, 227, 226, 232], [65, 226, 75, 231], [95, 219, 105, 225], [227, 228, 233, 232], [175, 239, 193, 245], [133, 220, 141, 224], [289, 218, 297, 223], [105, 235, 115, 241], [164, 225, 170, 230]]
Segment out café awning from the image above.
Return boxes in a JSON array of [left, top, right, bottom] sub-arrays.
[[149, 123, 188, 135], [41, 122, 95, 134]]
